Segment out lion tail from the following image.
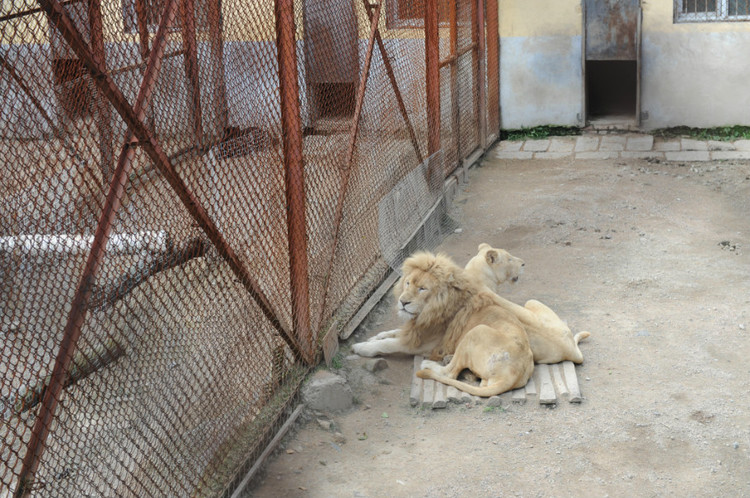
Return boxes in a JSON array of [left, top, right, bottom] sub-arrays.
[[416, 368, 521, 398], [574, 331, 591, 345]]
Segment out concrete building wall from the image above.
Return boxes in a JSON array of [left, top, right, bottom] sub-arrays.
[[497, 0, 750, 130], [498, 0, 583, 129], [640, 1, 750, 129]]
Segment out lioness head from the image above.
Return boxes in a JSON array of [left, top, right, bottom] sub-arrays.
[[393, 252, 469, 323], [464, 243, 525, 292]]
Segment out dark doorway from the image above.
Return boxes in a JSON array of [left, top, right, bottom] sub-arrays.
[[586, 60, 637, 119], [583, 0, 641, 127]]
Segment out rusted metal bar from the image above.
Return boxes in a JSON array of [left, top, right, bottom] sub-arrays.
[[274, 0, 314, 363], [477, 0, 487, 148], [365, 0, 424, 164], [134, 0, 153, 129], [88, 0, 116, 182], [0, 0, 82, 23], [425, 0, 440, 157], [208, 0, 229, 134], [181, 0, 204, 146], [316, 0, 383, 362], [344, 2, 381, 167], [134, 0, 151, 61], [449, 0, 460, 167], [438, 42, 477, 69], [486, 0, 499, 136], [15, 1, 180, 494]]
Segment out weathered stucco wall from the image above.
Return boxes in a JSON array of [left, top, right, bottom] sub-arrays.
[[497, 0, 750, 130], [640, 1, 750, 129], [498, 0, 582, 129]]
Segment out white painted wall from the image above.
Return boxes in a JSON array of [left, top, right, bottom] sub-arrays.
[[498, 0, 583, 129], [496, 0, 750, 130], [640, 1, 750, 129]]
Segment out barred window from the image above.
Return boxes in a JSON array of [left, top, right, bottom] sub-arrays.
[[676, 0, 750, 21], [121, 0, 209, 33]]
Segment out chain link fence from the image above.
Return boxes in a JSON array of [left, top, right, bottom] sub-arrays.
[[1, 0, 499, 495]]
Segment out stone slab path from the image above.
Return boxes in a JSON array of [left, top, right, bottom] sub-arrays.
[[494, 134, 750, 162]]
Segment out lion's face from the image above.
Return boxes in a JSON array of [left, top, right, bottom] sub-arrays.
[[396, 269, 439, 318], [393, 252, 465, 322], [466, 243, 525, 290]]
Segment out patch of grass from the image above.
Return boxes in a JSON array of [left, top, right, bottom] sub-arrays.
[[500, 125, 581, 141], [328, 351, 344, 370], [652, 125, 750, 142], [482, 405, 506, 413]]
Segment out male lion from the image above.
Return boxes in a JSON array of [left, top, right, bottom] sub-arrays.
[[465, 243, 591, 364], [351, 251, 533, 396]]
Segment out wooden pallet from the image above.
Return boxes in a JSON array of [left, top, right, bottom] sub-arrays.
[[410, 356, 583, 409]]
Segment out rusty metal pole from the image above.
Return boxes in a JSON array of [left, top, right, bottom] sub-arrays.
[[477, 0, 487, 149], [181, 0, 204, 146], [134, 0, 150, 60], [207, 0, 228, 135], [425, 0, 441, 189], [16, 1, 180, 494], [425, 0, 440, 157], [449, 0, 460, 167], [87, 0, 115, 181], [486, 0, 499, 137], [275, 0, 313, 363], [134, 0, 154, 130], [345, 1, 381, 167]]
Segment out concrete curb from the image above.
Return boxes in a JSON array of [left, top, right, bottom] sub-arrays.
[[493, 134, 750, 162]]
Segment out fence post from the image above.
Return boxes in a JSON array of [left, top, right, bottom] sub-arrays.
[[181, 0, 204, 146], [208, 0, 229, 135], [87, 0, 115, 181], [425, 0, 442, 189], [275, 0, 314, 364], [477, 0, 487, 149], [449, 0, 460, 167], [486, 0, 500, 138]]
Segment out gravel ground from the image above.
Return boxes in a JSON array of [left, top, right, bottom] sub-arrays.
[[249, 152, 750, 497]]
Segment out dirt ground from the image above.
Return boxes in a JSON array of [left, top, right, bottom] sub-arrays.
[[249, 151, 750, 497]]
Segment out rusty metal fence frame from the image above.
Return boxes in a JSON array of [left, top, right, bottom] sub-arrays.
[[1, 0, 500, 495]]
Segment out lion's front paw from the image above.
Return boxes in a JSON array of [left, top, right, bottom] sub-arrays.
[[351, 342, 375, 357], [367, 329, 399, 342]]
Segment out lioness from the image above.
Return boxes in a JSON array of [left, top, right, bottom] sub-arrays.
[[464, 242, 525, 287], [466, 243, 591, 364], [351, 251, 533, 396]]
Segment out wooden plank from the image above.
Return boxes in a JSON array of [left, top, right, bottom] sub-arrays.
[[550, 363, 569, 400], [410, 355, 422, 407], [432, 382, 447, 409], [525, 374, 537, 397], [536, 364, 557, 405], [230, 404, 305, 498], [511, 387, 527, 404], [563, 361, 583, 403], [446, 385, 462, 404], [422, 379, 435, 409]]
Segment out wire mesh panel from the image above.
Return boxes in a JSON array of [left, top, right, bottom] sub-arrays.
[[1, 0, 497, 495]]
